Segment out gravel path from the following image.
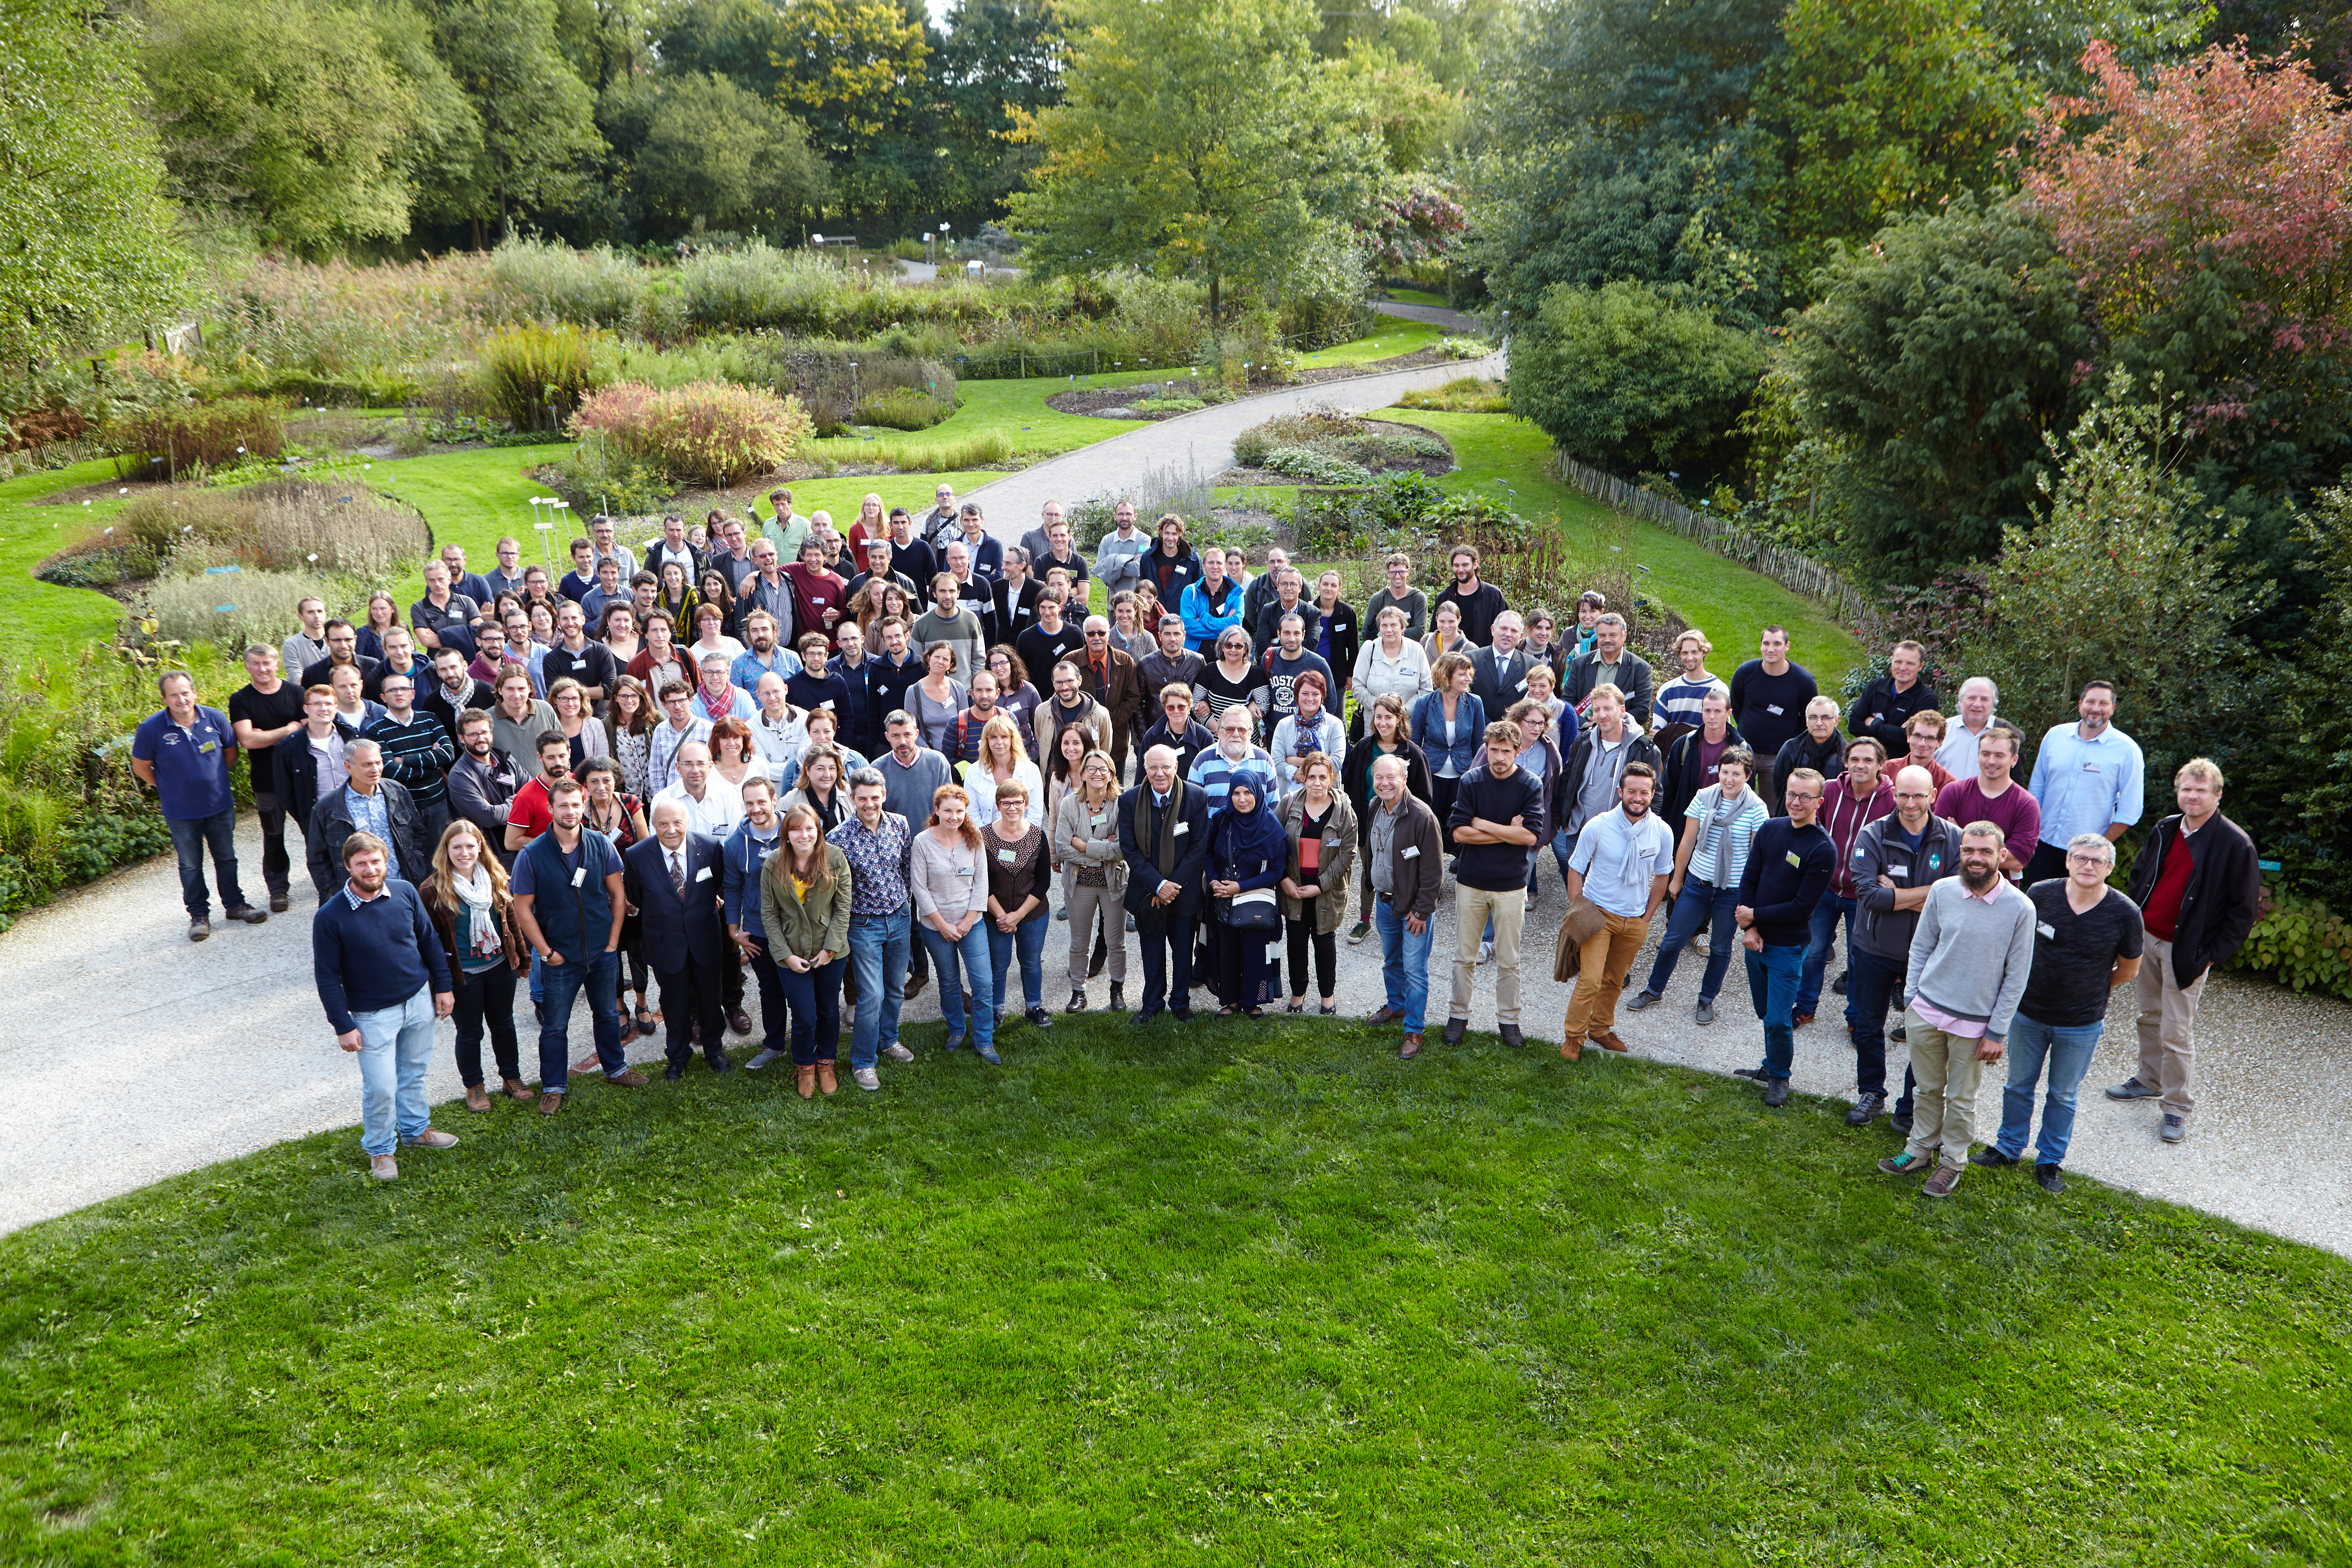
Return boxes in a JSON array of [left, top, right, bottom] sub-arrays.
[[4, 815, 2347, 1257], [958, 350, 1506, 534]]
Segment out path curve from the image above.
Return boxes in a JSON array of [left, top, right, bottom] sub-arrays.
[[961, 351, 1505, 534]]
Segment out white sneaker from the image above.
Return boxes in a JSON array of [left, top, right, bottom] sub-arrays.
[[882, 1042, 914, 1062], [369, 1154, 399, 1180], [1478, 940, 1493, 965], [745, 1047, 786, 1070], [853, 1067, 880, 1091]]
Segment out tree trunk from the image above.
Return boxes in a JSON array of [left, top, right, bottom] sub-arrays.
[[1210, 273, 1221, 320]]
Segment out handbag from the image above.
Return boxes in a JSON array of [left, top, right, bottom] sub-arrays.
[[1224, 886, 1280, 931]]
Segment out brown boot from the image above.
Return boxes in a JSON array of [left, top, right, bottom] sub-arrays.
[[604, 1069, 649, 1088], [1595, 1031, 1629, 1053], [464, 1084, 492, 1113], [1398, 1032, 1423, 1060], [503, 1078, 534, 1102], [796, 1065, 817, 1099], [817, 1061, 838, 1096], [1559, 1034, 1584, 1062], [538, 1090, 564, 1116]]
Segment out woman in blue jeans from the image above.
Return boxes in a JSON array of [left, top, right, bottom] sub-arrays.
[[982, 777, 1056, 1029], [758, 804, 853, 1099], [910, 781, 999, 1062], [1627, 749, 1766, 1024]]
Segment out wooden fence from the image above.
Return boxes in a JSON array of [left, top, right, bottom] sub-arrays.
[[1550, 453, 1871, 625]]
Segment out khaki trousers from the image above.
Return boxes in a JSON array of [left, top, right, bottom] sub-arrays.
[[1449, 884, 1525, 1026], [1065, 881, 1128, 988], [2135, 933, 2207, 1116], [1564, 910, 1651, 1043], [1903, 1010, 1988, 1169]]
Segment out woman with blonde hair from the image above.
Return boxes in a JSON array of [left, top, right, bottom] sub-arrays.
[[417, 818, 529, 1111], [758, 802, 852, 1098], [910, 784, 998, 1062], [967, 712, 1044, 830], [1055, 747, 1127, 1014]]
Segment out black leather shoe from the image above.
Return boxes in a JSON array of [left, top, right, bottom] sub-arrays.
[[1171, 1007, 1194, 1022], [1763, 1078, 1791, 1108], [1890, 1112, 1914, 1136], [2035, 1163, 2066, 1194], [663, 1063, 684, 1081], [1441, 1017, 1467, 1046], [1131, 1009, 1160, 1026], [1109, 982, 1124, 1011], [1968, 1146, 2017, 1168], [706, 1052, 736, 1073]]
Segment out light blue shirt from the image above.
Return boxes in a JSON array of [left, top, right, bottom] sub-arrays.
[[1567, 805, 1676, 919], [345, 784, 399, 882], [2027, 722, 2144, 850], [730, 646, 806, 696]]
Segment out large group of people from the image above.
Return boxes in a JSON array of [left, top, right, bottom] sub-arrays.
[[131, 488, 2262, 1189]]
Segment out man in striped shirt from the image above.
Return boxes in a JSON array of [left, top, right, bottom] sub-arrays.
[[1185, 706, 1279, 813], [364, 672, 457, 851]]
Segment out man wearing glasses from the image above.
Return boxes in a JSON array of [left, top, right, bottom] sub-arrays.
[[1078, 614, 1141, 779], [1733, 767, 1835, 1109]]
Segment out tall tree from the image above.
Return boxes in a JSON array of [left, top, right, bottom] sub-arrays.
[[1008, 0, 1385, 316], [769, 0, 933, 221], [629, 72, 828, 237], [141, 0, 424, 253], [932, 0, 1067, 214], [422, 0, 605, 245], [0, 0, 188, 361]]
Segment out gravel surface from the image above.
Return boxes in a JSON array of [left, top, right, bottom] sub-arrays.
[[5, 818, 2347, 1258]]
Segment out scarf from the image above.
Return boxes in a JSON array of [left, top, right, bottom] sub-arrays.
[[1211, 788, 1288, 877], [698, 684, 735, 722], [1133, 779, 1188, 879], [451, 864, 502, 958]]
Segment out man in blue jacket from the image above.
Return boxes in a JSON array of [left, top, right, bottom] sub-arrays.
[[625, 798, 733, 1080], [311, 832, 454, 1179], [1120, 745, 1210, 1024], [132, 669, 268, 941], [511, 776, 641, 1113]]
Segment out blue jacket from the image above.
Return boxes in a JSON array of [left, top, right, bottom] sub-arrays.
[[1179, 578, 1246, 653], [514, 828, 624, 962], [623, 832, 727, 972], [1411, 690, 1487, 776], [719, 816, 781, 941]]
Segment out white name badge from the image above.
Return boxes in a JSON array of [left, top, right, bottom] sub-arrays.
[[1767, 704, 1785, 716], [1401, 845, 1421, 859], [2081, 762, 2101, 773], [571, 867, 586, 887], [2037, 921, 2057, 938], [956, 865, 975, 878], [696, 866, 712, 881], [1173, 820, 1190, 835], [1888, 866, 1910, 878], [1515, 677, 1528, 692], [1785, 851, 1802, 867], [998, 848, 1017, 863], [819, 699, 835, 709]]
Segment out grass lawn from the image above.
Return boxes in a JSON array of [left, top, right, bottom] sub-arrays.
[[0, 462, 147, 660], [810, 369, 1172, 467], [1227, 409, 1866, 681], [1380, 287, 1453, 308], [2, 1011, 2344, 1563], [1295, 317, 1450, 369]]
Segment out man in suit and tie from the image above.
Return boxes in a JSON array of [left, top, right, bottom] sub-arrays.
[[623, 797, 736, 1080], [1119, 744, 1210, 1024]]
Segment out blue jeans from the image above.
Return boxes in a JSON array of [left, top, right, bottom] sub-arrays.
[[1640, 878, 1738, 1003], [847, 909, 910, 1070], [1798, 892, 1857, 1016], [1845, 946, 1904, 1099], [988, 913, 1051, 1014], [1744, 942, 1805, 1080], [1550, 828, 1578, 891], [168, 810, 248, 919], [777, 956, 846, 1065], [918, 919, 995, 1051], [353, 983, 435, 1156], [538, 949, 623, 1091], [1374, 895, 1432, 1033], [1995, 1012, 2107, 1165]]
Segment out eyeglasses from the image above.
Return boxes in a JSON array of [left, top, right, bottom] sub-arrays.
[[1085, 629, 1107, 638], [1785, 791, 1822, 803]]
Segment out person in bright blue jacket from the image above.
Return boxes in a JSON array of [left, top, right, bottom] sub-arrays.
[[1410, 651, 1487, 848], [1179, 553, 1248, 655]]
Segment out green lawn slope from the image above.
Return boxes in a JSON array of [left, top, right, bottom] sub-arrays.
[[2, 1012, 2343, 1562]]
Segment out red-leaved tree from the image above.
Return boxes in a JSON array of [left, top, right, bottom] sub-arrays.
[[2024, 41, 2352, 351]]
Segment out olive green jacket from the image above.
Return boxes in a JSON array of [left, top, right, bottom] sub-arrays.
[[758, 843, 853, 961]]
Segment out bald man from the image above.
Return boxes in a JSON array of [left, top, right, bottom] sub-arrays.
[[623, 797, 732, 1078]]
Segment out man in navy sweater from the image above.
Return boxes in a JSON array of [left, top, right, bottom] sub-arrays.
[[1735, 767, 1835, 1107], [312, 832, 455, 1180]]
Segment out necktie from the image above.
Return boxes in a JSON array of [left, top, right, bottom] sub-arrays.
[[670, 850, 684, 895]]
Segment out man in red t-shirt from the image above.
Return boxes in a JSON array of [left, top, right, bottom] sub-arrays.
[[502, 730, 571, 856], [783, 536, 849, 652], [1934, 727, 2037, 882]]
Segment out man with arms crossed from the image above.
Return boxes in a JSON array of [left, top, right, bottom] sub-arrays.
[[1733, 767, 1834, 1108], [1843, 765, 1960, 1127], [1442, 721, 1543, 1050], [1879, 823, 2036, 1195]]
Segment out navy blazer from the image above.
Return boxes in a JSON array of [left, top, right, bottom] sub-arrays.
[[623, 831, 727, 973], [1118, 780, 1211, 928]]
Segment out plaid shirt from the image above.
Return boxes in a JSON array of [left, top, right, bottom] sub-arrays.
[[828, 810, 913, 917]]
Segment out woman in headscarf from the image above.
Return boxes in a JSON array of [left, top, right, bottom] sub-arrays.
[[1203, 775, 1287, 1017]]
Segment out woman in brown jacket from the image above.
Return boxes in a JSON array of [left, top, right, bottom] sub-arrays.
[[417, 818, 531, 1112], [758, 803, 855, 1098], [1277, 753, 1357, 1015]]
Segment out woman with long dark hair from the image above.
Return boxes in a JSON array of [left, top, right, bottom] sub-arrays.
[[759, 802, 852, 1098]]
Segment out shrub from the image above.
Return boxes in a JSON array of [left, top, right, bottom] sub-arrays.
[[487, 238, 645, 329], [1261, 445, 1375, 484], [1396, 377, 1509, 413], [856, 386, 952, 431], [1510, 280, 1764, 481], [573, 379, 811, 488], [477, 324, 602, 433], [2232, 888, 2352, 1000], [141, 568, 328, 654], [99, 396, 286, 473], [545, 445, 676, 515], [103, 478, 427, 580], [1437, 335, 1493, 360]]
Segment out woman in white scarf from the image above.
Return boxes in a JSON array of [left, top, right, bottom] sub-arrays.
[[420, 820, 529, 1112]]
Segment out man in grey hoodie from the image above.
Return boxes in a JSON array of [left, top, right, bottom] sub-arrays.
[[1878, 820, 2036, 1197]]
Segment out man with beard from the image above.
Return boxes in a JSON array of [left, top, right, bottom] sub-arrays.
[[511, 776, 643, 1114], [311, 833, 455, 1180], [1432, 544, 1506, 648], [1559, 761, 1674, 1058], [447, 709, 524, 868], [1878, 822, 2035, 1196]]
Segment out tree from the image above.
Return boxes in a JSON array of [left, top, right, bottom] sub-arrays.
[[0, 0, 188, 363], [1962, 376, 2274, 773], [422, 0, 605, 245], [1756, 0, 2034, 277], [769, 0, 933, 219], [1008, 0, 1386, 317], [1328, 42, 1461, 173], [1510, 279, 1765, 480], [629, 73, 828, 237], [1787, 196, 2091, 581], [932, 0, 1068, 213], [141, 0, 423, 253]]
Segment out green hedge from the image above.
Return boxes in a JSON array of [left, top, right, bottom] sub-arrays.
[[2231, 887, 2352, 1001]]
